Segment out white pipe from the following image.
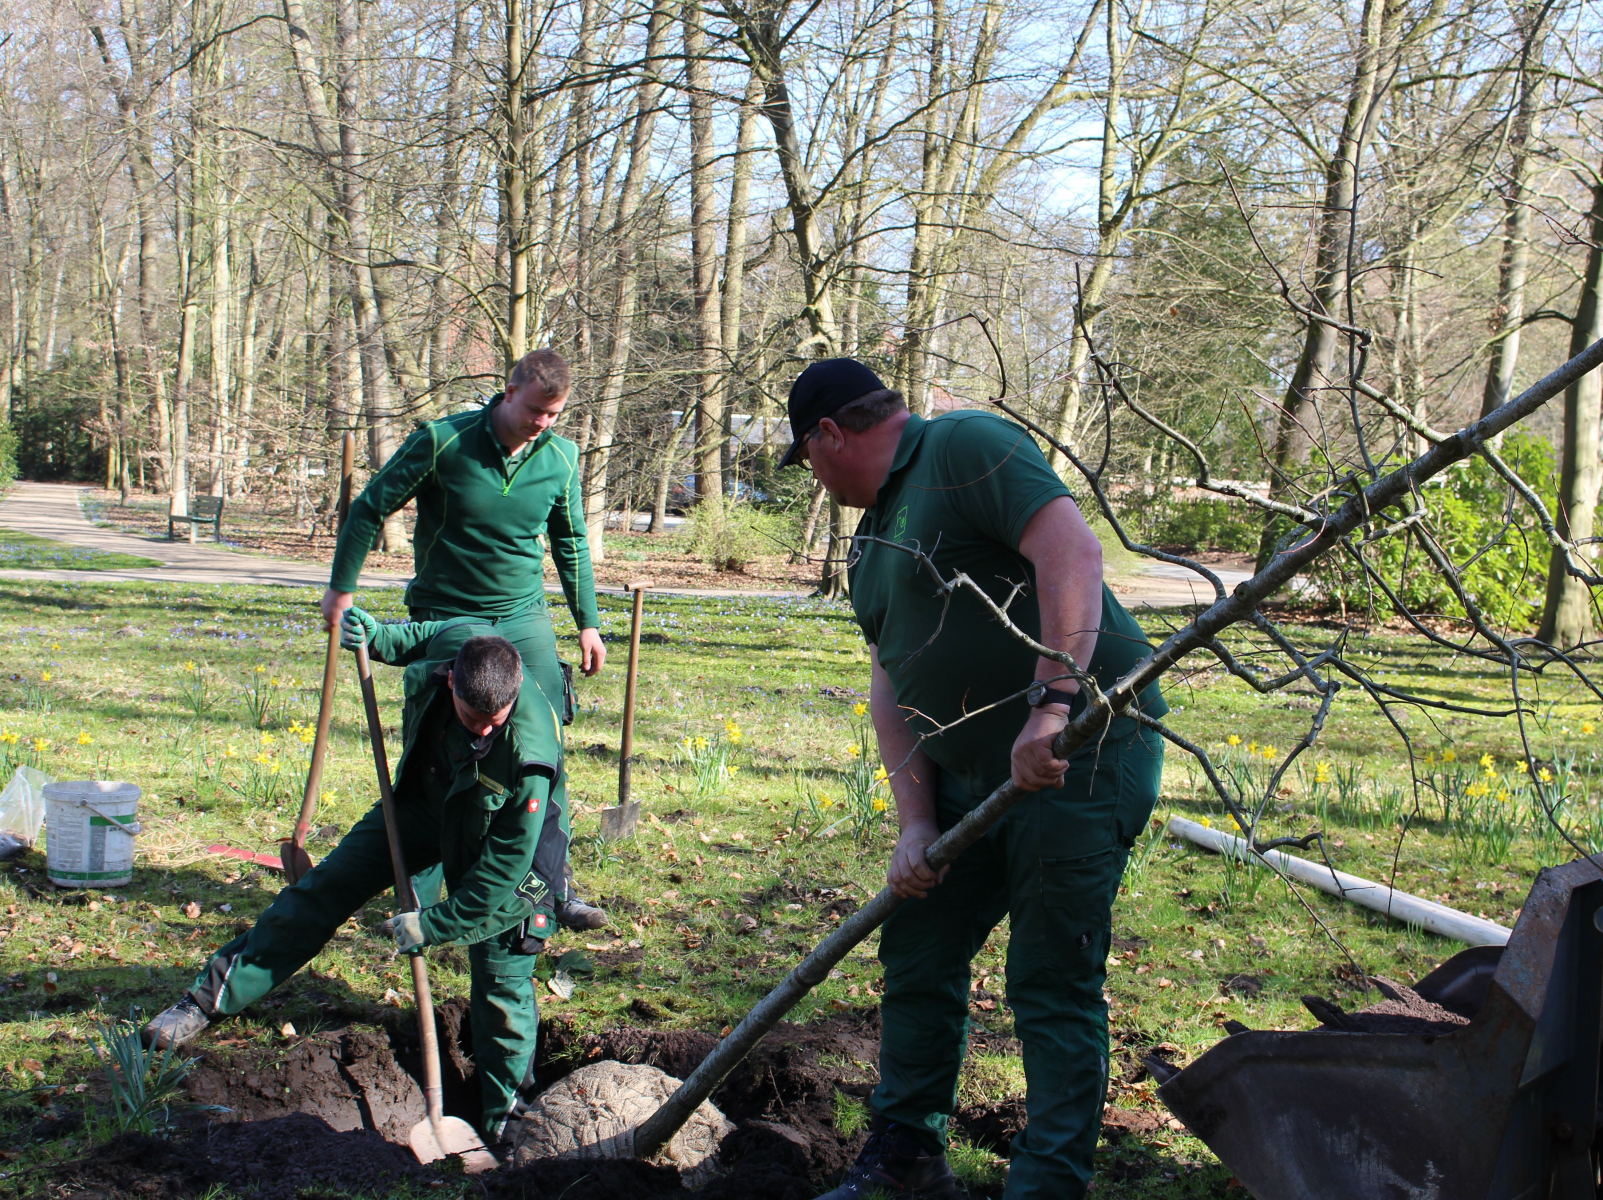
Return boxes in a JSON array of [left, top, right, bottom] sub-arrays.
[[1166, 816, 1511, 947]]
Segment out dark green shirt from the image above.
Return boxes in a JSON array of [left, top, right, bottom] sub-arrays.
[[368, 617, 569, 946], [849, 411, 1169, 800], [331, 397, 600, 629]]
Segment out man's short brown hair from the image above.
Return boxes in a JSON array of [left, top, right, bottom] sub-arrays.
[[508, 349, 572, 398]]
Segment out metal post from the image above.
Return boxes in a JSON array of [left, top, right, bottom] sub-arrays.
[[618, 581, 649, 805]]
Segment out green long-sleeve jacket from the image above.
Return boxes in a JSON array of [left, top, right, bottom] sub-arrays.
[[330, 398, 600, 629], [366, 616, 570, 947]]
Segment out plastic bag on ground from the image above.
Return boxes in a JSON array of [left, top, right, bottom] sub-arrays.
[[0, 766, 52, 852]]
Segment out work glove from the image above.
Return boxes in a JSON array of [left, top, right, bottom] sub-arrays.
[[381, 911, 425, 953], [340, 607, 378, 651]]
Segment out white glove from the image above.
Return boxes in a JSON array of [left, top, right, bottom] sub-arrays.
[[381, 911, 425, 953]]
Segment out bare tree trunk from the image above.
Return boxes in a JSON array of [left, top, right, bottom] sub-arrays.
[[503, 0, 531, 365], [583, 0, 671, 559], [1481, 4, 1548, 423], [820, 499, 859, 598], [207, 193, 232, 496], [685, 5, 724, 504], [1259, 0, 1396, 566], [1537, 174, 1603, 647], [429, 0, 469, 394]]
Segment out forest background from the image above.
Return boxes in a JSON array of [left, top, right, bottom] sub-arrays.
[[4, 0, 1603, 627]]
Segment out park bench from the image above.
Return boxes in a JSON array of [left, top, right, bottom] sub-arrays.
[[168, 494, 225, 542]]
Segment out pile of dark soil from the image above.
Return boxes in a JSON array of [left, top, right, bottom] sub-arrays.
[[1303, 977, 1471, 1037], [56, 1005, 1053, 1199]]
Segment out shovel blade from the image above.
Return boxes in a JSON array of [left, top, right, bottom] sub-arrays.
[[278, 839, 315, 885], [410, 1115, 497, 1173], [599, 801, 640, 841]]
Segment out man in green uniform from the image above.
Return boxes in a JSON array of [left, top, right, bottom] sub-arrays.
[[322, 347, 604, 930], [142, 615, 570, 1145], [784, 359, 1168, 1200]]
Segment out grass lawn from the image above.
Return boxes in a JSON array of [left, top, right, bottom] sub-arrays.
[[0, 529, 163, 572], [0, 580, 1593, 1196]]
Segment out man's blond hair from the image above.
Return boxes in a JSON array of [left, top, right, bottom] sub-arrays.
[[508, 348, 572, 398]]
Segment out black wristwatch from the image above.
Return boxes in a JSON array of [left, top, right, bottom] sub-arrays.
[[1027, 680, 1083, 715]]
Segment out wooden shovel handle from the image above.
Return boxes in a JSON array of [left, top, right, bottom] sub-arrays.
[[353, 643, 444, 1124], [290, 624, 342, 847]]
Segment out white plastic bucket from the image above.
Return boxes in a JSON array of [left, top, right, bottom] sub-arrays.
[[43, 781, 141, 887]]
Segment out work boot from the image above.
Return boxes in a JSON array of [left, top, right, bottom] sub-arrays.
[[142, 993, 210, 1050], [554, 895, 608, 931], [814, 1118, 957, 1200]]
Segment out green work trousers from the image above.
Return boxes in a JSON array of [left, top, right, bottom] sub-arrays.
[[410, 606, 571, 910], [189, 802, 542, 1138], [871, 726, 1163, 1200]]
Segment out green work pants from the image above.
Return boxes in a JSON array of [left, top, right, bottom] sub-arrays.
[[189, 802, 542, 1137], [871, 726, 1163, 1200], [411, 606, 571, 909]]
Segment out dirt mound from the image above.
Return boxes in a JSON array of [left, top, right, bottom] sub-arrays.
[[183, 1028, 427, 1143], [56, 1114, 425, 1200], [1303, 977, 1470, 1037]]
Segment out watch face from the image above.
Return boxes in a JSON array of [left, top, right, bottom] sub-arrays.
[[1026, 681, 1046, 706]]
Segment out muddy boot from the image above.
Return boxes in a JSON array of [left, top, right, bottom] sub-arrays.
[[142, 994, 210, 1050], [815, 1119, 957, 1200], [554, 896, 608, 931]]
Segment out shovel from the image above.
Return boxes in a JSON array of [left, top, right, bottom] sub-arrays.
[[280, 432, 357, 883], [353, 638, 496, 1172], [279, 622, 340, 882]]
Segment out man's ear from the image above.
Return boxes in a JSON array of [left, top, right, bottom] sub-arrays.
[[446, 668, 455, 693], [815, 417, 845, 453]]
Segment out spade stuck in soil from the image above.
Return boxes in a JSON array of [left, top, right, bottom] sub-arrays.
[[354, 639, 495, 1172]]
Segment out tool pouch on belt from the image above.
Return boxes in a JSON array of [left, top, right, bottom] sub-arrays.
[[559, 661, 576, 726]]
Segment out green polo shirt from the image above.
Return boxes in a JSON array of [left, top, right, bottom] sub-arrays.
[[330, 396, 600, 629], [848, 410, 1169, 800]]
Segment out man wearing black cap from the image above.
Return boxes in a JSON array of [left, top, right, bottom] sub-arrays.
[[785, 359, 1167, 1200]]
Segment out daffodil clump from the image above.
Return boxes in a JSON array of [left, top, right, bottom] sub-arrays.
[[675, 719, 744, 799]]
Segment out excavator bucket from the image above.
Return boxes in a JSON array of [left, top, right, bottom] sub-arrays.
[[1156, 858, 1603, 1199]]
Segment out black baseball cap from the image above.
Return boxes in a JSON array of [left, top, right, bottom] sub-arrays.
[[779, 358, 887, 467]]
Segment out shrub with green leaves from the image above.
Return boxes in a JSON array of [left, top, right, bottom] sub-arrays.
[[1144, 497, 1262, 554], [1309, 433, 1556, 628]]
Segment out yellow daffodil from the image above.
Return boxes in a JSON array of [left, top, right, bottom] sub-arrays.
[[693, 736, 709, 751], [0, 731, 17, 747], [1441, 748, 1456, 763], [1497, 788, 1512, 803], [1467, 781, 1489, 798], [873, 767, 889, 784], [255, 665, 267, 674], [288, 721, 303, 733], [1227, 734, 1241, 747], [1425, 751, 1436, 766], [846, 744, 862, 758], [680, 737, 692, 750], [76, 732, 91, 746], [872, 797, 888, 813], [1246, 741, 1258, 755], [50, 643, 59, 651], [1516, 760, 1529, 774], [1314, 761, 1331, 784], [32, 739, 49, 753], [727, 764, 740, 775], [269, 761, 282, 774], [300, 730, 315, 745], [320, 789, 336, 803], [1480, 752, 1494, 769], [853, 702, 868, 716], [818, 795, 835, 810], [259, 732, 275, 746], [39, 671, 50, 683], [1200, 816, 1213, 828], [1585, 722, 1596, 735], [224, 745, 238, 758], [1539, 767, 1554, 784], [254, 753, 272, 766], [1261, 745, 1277, 760], [183, 661, 197, 673], [269, 676, 280, 687], [725, 720, 742, 743]]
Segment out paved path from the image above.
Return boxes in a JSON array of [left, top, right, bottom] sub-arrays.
[[0, 481, 407, 590], [0, 480, 1246, 608]]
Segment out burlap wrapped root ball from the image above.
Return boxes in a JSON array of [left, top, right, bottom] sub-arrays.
[[512, 1061, 734, 1185]]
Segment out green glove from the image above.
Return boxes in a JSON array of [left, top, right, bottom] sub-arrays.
[[381, 911, 425, 953], [340, 607, 378, 651]]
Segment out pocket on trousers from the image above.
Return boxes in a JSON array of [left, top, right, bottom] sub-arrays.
[[1039, 847, 1121, 955]]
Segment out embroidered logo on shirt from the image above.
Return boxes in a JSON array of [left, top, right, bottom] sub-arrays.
[[892, 505, 909, 541]]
